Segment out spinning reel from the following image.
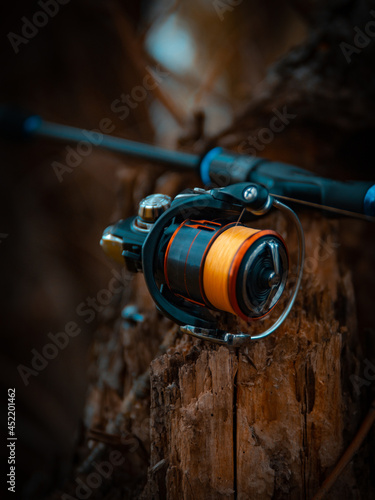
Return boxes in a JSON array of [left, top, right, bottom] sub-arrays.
[[101, 183, 305, 346], [4, 106, 373, 344]]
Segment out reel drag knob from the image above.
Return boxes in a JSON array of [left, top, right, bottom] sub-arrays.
[[138, 194, 171, 222], [133, 194, 171, 232]]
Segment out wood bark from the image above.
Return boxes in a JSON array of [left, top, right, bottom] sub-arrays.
[[54, 185, 374, 499], [140, 213, 368, 500], [51, 2, 375, 498]]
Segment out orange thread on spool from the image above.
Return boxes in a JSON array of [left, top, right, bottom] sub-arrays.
[[164, 220, 186, 290], [202, 226, 260, 316], [183, 230, 202, 298], [198, 221, 236, 305]]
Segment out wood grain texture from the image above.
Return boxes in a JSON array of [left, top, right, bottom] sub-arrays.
[[140, 214, 367, 499], [51, 2, 375, 496]]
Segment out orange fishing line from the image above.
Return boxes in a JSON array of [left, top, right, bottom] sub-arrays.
[[203, 226, 259, 314]]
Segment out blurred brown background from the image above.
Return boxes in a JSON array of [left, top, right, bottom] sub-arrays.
[[0, 0, 374, 498]]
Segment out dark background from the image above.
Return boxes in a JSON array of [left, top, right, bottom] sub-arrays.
[[1, 0, 374, 498]]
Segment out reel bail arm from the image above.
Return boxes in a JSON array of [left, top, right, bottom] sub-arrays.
[[180, 198, 305, 346], [101, 183, 305, 346]]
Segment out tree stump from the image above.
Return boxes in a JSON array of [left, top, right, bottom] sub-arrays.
[[53, 167, 374, 500], [53, 1, 375, 497], [140, 213, 367, 500]]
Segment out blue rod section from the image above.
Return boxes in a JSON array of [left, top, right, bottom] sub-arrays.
[[35, 119, 200, 170]]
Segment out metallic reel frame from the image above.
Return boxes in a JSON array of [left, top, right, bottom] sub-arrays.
[[142, 184, 305, 347], [180, 199, 305, 345]]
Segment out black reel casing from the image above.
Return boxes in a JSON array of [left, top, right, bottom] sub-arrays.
[[100, 183, 304, 345]]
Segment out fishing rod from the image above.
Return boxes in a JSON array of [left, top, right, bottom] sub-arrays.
[[1, 105, 374, 220], [2, 105, 373, 345]]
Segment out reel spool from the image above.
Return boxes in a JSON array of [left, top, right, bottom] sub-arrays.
[[164, 220, 288, 322], [101, 183, 305, 346]]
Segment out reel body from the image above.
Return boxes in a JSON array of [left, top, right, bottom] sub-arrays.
[[101, 183, 304, 345]]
